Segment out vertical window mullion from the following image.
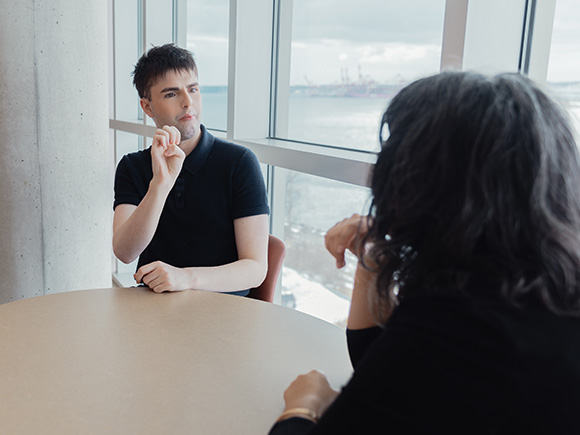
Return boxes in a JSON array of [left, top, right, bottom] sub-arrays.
[[523, 0, 557, 83], [440, 0, 468, 71]]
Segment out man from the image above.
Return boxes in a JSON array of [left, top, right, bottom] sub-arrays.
[[113, 44, 269, 295]]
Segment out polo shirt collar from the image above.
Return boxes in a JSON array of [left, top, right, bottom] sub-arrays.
[[182, 124, 214, 175]]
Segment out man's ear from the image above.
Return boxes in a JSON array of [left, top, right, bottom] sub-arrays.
[[140, 98, 154, 119]]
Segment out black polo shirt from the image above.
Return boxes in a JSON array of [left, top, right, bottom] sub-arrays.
[[114, 125, 270, 271]]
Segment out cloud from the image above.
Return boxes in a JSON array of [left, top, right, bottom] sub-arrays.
[[358, 44, 440, 64], [290, 39, 441, 85]]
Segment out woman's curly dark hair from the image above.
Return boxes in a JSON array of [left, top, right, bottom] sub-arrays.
[[365, 71, 580, 317]]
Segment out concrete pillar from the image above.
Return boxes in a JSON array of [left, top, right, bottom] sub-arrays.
[[0, 0, 111, 303]]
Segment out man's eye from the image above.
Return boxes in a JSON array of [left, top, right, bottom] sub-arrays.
[[189, 87, 198, 93], [164, 92, 176, 98]]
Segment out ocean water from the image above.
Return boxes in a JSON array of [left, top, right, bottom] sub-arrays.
[[285, 95, 389, 152], [203, 82, 580, 148], [202, 89, 390, 152]]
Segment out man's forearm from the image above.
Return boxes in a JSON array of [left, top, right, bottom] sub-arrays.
[[113, 183, 170, 263], [185, 258, 268, 292], [132, 213, 270, 293]]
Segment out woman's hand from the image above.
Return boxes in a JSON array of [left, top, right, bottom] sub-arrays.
[[326, 214, 387, 329], [325, 214, 369, 268], [281, 370, 340, 421]]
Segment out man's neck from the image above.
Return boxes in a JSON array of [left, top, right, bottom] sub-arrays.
[[179, 132, 202, 156]]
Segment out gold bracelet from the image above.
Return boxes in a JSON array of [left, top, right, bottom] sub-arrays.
[[276, 407, 319, 423]]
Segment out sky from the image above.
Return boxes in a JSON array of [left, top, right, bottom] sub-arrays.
[[186, 0, 579, 86]]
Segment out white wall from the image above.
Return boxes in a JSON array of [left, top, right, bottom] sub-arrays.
[[0, 0, 112, 303]]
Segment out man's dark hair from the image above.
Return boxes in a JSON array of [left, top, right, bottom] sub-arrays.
[[132, 43, 197, 99], [364, 71, 580, 317]]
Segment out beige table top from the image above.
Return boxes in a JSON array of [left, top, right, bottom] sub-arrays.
[[0, 287, 353, 434]]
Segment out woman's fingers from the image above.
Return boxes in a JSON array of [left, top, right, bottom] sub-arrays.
[[325, 214, 365, 268]]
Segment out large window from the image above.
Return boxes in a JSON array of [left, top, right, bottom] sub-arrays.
[[109, 0, 563, 327], [275, 0, 446, 152], [272, 1, 446, 324]]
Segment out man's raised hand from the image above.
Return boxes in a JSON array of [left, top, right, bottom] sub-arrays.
[[151, 125, 186, 189]]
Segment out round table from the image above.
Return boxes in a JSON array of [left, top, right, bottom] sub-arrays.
[[0, 287, 353, 434]]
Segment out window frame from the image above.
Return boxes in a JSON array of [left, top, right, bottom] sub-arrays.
[[108, 0, 558, 298]]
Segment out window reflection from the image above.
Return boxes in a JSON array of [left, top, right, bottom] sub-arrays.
[[281, 170, 371, 327]]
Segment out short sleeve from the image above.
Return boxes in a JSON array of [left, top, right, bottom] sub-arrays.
[[113, 155, 143, 209], [113, 149, 153, 210], [231, 149, 270, 219]]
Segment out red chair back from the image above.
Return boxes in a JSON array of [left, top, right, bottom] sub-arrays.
[[247, 235, 286, 303]]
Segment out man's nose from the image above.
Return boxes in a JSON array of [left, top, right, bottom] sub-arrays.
[[180, 90, 192, 107]]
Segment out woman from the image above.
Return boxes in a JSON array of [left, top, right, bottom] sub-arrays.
[[269, 72, 580, 434]]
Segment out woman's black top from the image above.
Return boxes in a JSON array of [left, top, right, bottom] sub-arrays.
[[269, 285, 580, 434]]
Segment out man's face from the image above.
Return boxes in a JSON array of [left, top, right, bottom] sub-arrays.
[[140, 68, 202, 144]]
